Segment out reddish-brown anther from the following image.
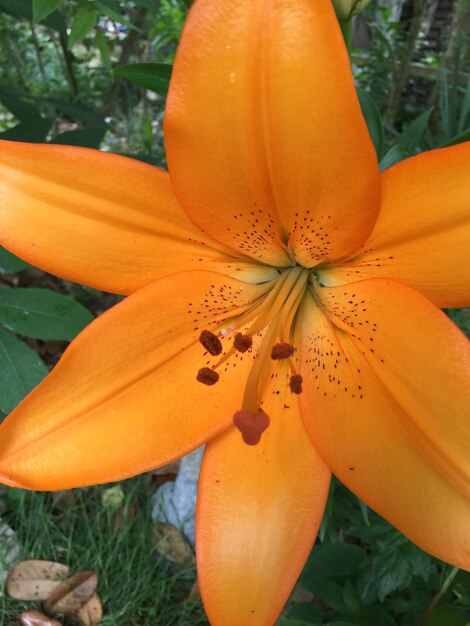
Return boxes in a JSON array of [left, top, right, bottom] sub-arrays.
[[199, 330, 222, 356], [233, 410, 270, 445], [233, 333, 252, 353], [271, 342, 295, 360], [197, 368, 219, 386], [289, 374, 303, 394]]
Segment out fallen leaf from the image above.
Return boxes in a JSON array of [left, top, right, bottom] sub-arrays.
[[153, 523, 194, 564], [44, 570, 97, 615], [19, 610, 63, 626], [6, 560, 69, 601], [77, 593, 103, 626]]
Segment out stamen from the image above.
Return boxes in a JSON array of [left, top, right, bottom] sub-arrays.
[[197, 368, 219, 386], [271, 342, 295, 360], [233, 333, 252, 353], [233, 410, 270, 445], [199, 330, 222, 356], [289, 374, 303, 394], [197, 268, 310, 447]]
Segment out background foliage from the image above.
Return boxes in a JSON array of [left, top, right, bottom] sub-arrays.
[[0, 0, 469, 624]]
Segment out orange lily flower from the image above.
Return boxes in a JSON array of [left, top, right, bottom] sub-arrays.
[[0, 0, 469, 624]]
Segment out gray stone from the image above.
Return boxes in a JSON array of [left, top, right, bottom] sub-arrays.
[[152, 446, 204, 545], [0, 518, 20, 584]]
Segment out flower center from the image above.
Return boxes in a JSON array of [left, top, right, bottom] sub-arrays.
[[196, 267, 310, 444]]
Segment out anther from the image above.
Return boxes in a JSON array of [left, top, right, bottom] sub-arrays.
[[199, 330, 222, 356], [197, 367, 219, 386], [289, 374, 303, 394], [233, 333, 252, 353], [233, 410, 270, 445], [271, 342, 295, 360]]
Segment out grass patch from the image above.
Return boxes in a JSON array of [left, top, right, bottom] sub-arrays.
[[0, 475, 208, 625]]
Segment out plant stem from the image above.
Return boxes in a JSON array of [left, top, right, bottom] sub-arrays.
[[384, 0, 430, 126], [58, 31, 78, 99], [102, 6, 148, 116], [418, 566, 460, 626]]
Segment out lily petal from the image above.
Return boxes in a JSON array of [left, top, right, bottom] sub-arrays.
[[165, 0, 379, 267], [298, 279, 470, 568], [0, 141, 272, 295], [197, 368, 330, 625], [0, 271, 271, 490], [319, 143, 470, 307]]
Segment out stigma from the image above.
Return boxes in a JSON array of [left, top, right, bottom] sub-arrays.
[[194, 267, 311, 445]]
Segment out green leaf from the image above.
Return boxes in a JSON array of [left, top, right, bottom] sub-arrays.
[[379, 145, 410, 171], [96, 28, 111, 68], [445, 308, 470, 336], [458, 74, 470, 134], [0, 328, 48, 414], [0, 92, 41, 123], [287, 604, 324, 623], [439, 128, 470, 149], [119, 153, 161, 166], [51, 127, 107, 148], [279, 620, 319, 626], [319, 477, 336, 541], [357, 497, 369, 526], [325, 623, 361, 626], [39, 98, 106, 126], [69, 3, 98, 47], [300, 544, 366, 592], [32, 0, 64, 23], [0, 288, 93, 341], [0, 117, 54, 143], [357, 90, 384, 160], [0, 248, 28, 274], [392, 108, 434, 154], [422, 607, 469, 626], [0, 0, 66, 31], [95, 0, 139, 30], [311, 580, 346, 611], [342, 579, 361, 612], [363, 534, 426, 602], [113, 63, 172, 96], [354, 607, 398, 626]]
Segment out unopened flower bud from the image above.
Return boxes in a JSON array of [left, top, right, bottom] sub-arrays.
[[332, 0, 373, 20]]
